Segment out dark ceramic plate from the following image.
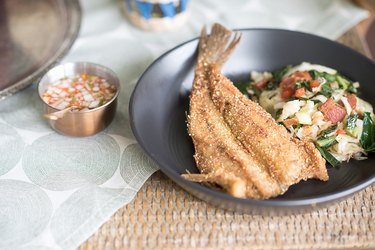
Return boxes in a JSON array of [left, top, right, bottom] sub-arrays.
[[130, 29, 375, 214]]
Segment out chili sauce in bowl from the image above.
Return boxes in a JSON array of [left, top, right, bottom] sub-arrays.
[[38, 62, 120, 136]]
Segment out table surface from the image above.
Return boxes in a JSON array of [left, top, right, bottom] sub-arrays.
[[79, 27, 375, 250]]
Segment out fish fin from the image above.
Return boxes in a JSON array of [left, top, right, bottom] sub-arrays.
[[197, 23, 241, 67], [296, 139, 329, 181], [181, 172, 247, 198]]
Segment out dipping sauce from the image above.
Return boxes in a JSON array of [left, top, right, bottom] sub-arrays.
[[42, 73, 117, 111]]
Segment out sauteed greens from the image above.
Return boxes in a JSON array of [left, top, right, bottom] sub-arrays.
[[236, 62, 375, 166]]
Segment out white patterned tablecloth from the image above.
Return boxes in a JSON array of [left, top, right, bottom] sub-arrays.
[[0, 0, 368, 249]]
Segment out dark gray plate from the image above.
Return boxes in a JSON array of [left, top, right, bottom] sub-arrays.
[[130, 29, 375, 214], [0, 0, 81, 100]]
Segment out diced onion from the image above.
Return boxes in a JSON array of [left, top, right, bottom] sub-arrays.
[[42, 74, 116, 111], [277, 100, 304, 121], [341, 97, 352, 115], [274, 102, 286, 110], [89, 100, 100, 108], [259, 89, 280, 116], [295, 101, 315, 125], [250, 71, 272, 83], [357, 97, 373, 114], [56, 101, 69, 110], [311, 95, 327, 104]]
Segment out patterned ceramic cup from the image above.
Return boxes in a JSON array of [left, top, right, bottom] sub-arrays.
[[123, 0, 190, 31]]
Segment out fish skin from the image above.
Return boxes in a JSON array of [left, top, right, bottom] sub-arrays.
[[182, 23, 328, 199]]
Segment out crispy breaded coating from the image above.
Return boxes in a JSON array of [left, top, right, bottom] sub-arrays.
[[182, 24, 328, 199]]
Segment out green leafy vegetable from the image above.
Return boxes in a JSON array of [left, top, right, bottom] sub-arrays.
[[294, 96, 310, 101], [316, 145, 340, 167], [345, 114, 358, 131], [275, 109, 283, 120], [292, 124, 302, 130], [273, 65, 292, 82], [324, 73, 336, 83], [319, 125, 338, 138], [309, 70, 336, 83], [319, 83, 334, 97], [287, 96, 297, 101], [336, 74, 351, 90], [252, 87, 262, 98], [347, 82, 358, 94], [311, 98, 323, 104], [365, 144, 375, 152], [310, 70, 357, 93], [235, 80, 251, 97], [295, 80, 310, 90], [316, 136, 337, 148], [265, 81, 276, 90], [309, 70, 319, 80], [360, 112, 375, 152]]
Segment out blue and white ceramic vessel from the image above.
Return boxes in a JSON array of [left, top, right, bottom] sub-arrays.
[[124, 0, 190, 31]]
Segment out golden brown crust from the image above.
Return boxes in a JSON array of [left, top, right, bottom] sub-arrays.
[[182, 23, 328, 199]]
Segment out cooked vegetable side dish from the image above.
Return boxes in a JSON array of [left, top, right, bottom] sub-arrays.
[[42, 74, 117, 111], [240, 62, 375, 166], [182, 24, 328, 199]]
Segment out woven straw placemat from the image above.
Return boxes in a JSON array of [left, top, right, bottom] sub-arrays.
[[79, 28, 375, 250], [80, 172, 374, 250]]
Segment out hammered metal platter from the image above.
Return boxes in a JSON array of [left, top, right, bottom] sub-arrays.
[[0, 0, 81, 100]]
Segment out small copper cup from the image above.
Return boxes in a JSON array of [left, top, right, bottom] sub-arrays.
[[38, 62, 120, 137]]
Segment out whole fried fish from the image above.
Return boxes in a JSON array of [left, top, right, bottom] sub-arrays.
[[182, 24, 328, 199]]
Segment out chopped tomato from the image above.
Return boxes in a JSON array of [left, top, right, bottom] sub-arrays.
[[281, 89, 295, 99], [309, 80, 320, 89], [280, 77, 295, 90], [336, 128, 346, 135], [280, 77, 296, 99], [291, 71, 312, 81], [295, 88, 305, 97], [283, 118, 299, 127], [319, 98, 347, 123], [254, 79, 269, 89], [347, 94, 357, 109]]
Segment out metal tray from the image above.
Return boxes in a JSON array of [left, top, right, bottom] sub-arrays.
[[0, 0, 81, 100]]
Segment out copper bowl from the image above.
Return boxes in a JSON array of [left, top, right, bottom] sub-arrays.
[[38, 62, 120, 137]]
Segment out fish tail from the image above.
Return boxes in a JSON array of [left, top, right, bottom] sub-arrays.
[[197, 23, 241, 67]]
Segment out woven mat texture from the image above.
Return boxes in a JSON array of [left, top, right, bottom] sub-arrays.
[[80, 171, 374, 250], [79, 28, 375, 250]]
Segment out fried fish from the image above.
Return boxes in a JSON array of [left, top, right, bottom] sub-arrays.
[[182, 24, 328, 199]]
